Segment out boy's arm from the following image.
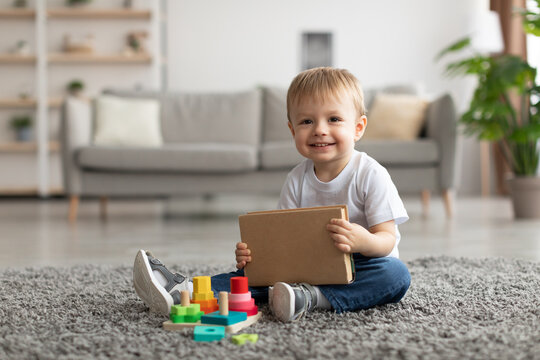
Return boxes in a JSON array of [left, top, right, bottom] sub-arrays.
[[326, 219, 396, 257]]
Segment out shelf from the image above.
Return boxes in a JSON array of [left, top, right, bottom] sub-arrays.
[[48, 53, 152, 64], [47, 8, 151, 19], [0, 8, 36, 18], [0, 187, 40, 195], [0, 54, 36, 64], [0, 98, 64, 109], [0, 187, 63, 196], [0, 141, 60, 153], [0, 98, 37, 109], [48, 98, 64, 108]]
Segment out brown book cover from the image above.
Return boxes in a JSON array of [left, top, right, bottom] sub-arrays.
[[238, 205, 355, 286]]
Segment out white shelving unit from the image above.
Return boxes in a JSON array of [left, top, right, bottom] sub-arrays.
[[0, 0, 162, 196]]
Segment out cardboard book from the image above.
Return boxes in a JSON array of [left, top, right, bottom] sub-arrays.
[[238, 205, 355, 286]]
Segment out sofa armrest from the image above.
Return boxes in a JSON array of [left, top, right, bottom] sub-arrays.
[[425, 94, 459, 191], [61, 97, 92, 194]]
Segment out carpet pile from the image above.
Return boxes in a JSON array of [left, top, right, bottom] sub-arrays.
[[1, 256, 539, 359]]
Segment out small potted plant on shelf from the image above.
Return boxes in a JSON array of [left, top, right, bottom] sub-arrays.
[[123, 31, 148, 56], [13, 0, 28, 8], [438, 2, 540, 218], [13, 40, 30, 56], [67, 79, 85, 96], [66, 0, 92, 6], [10, 115, 32, 142]]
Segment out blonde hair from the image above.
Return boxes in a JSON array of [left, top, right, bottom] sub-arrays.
[[286, 67, 366, 121]]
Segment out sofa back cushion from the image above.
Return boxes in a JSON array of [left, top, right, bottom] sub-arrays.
[[364, 84, 419, 112], [362, 93, 428, 141], [103, 89, 262, 146], [93, 95, 163, 147], [262, 87, 292, 142]]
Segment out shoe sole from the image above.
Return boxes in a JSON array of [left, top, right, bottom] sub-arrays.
[[133, 249, 173, 316], [271, 282, 295, 322]]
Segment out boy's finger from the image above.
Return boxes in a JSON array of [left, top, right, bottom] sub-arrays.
[[236, 242, 247, 249], [235, 249, 250, 256], [327, 223, 348, 235], [331, 233, 350, 245], [334, 242, 351, 253], [330, 218, 352, 230]]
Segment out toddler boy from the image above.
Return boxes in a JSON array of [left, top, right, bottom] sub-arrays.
[[133, 67, 411, 322]]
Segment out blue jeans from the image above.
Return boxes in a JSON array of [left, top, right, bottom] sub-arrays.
[[211, 254, 411, 313]]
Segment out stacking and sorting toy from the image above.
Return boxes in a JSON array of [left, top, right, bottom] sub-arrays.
[[228, 276, 258, 316], [193, 326, 225, 342], [169, 290, 204, 323], [191, 276, 219, 314], [231, 334, 259, 345], [201, 292, 248, 326], [162, 275, 262, 334]]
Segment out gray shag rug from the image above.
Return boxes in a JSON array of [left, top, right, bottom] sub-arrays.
[[1, 256, 539, 360]]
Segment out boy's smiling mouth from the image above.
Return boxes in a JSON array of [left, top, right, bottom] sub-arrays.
[[310, 143, 336, 147]]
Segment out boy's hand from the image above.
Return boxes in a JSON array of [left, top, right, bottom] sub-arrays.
[[326, 218, 396, 257], [326, 219, 371, 254], [235, 242, 251, 269]]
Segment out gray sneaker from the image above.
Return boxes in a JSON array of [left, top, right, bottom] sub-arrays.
[[133, 250, 190, 316], [270, 282, 318, 322]]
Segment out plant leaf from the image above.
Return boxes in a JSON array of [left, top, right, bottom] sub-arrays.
[[508, 124, 540, 143], [444, 56, 490, 78], [515, 1, 540, 36], [435, 37, 471, 61]]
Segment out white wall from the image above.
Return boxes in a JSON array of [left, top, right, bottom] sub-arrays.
[[167, 0, 489, 195]]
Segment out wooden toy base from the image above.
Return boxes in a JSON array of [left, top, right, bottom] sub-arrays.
[[163, 312, 261, 334]]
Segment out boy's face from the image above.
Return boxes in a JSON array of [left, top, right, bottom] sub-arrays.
[[288, 94, 366, 172]]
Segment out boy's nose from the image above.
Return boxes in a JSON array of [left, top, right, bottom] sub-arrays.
[[313, 122, 328, 136]]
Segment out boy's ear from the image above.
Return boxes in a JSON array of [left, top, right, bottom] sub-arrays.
[[288, 121, 295, 137], [354, 115, 367, 141]]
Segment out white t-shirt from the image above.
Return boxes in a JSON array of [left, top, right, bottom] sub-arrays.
[[278, 150, 408, 258]]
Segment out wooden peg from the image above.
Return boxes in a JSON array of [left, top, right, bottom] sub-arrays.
[[180, 290, 190, 307], [219, 291, 229, 316]]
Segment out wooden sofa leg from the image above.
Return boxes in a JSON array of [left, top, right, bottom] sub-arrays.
[[69, 195, 79, 223], [421, 190, 431, 217], [100, 197, 108, 221], [442, 189, 454, 218]]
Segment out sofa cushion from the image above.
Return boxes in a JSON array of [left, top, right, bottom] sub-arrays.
[[260, 141, 304, 169], [262, 87, 291, 142], [93, 95, 163, 147], [356, 139, 439, 165], [104, 88, 262, 146], [363, 94, 428, 140], [365, 84, 420, 112], [76, 143, 258, 173]]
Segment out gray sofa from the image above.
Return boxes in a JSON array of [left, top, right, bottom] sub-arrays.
[[61, 86, 458, 221]]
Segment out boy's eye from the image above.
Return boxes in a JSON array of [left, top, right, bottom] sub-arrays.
[[301, 119, 313, 125], [329, 117, 340, 122]]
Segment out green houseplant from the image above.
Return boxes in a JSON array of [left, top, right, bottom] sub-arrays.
[[438, 3, 540, 218], [10, 115, 32, 142], [66, 0, 91, 6], [67, 79, 85, 96]]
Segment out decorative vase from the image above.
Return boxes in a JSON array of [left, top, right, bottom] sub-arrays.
[[507, 176, 540, 219], [16, 127, 31, 142]]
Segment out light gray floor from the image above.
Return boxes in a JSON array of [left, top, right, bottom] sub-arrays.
[[1, 195, 539, 270]]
